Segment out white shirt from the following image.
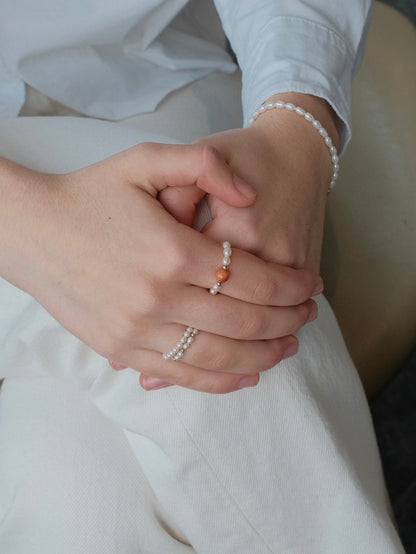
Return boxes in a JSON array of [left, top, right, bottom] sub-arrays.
[[0, 0, 373, 152]]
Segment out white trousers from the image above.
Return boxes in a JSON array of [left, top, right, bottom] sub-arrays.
[[0, 74, 405, 553]]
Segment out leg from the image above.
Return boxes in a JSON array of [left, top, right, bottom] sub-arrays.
[[0, 377, 194, 554]]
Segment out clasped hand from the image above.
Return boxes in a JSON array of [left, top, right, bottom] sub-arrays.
[[8, 142, 322, 393]]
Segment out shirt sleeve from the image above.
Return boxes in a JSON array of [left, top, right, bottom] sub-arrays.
[[213, 0, 373, 154]]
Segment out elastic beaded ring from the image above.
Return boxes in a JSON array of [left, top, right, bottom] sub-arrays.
[[163, 327, 199, 361], [209, 241, 232, 295], [249, 101, 339, 192]]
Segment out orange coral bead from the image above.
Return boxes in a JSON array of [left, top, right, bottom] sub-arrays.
[[215, 268, 230, 283]]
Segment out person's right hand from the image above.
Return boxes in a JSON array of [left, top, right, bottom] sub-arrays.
[[0, 144, 321, 393]]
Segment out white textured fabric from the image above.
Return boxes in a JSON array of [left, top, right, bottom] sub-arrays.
[[0, 114, 404, 553], [0, 0, 372, 153]]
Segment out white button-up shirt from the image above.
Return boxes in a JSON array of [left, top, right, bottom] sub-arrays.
[[0, 0, 373, 151]]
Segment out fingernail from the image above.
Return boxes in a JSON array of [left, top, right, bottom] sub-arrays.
[[233, 175, 257, 199], [237, 375, 259, 389], [109, 360, 127, 371], [307, 302, 318, 323], [143, 377, 172, 390], [282, 341, 298, 359], [312, 279, 324, 296]]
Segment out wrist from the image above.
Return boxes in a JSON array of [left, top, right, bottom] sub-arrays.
[[0, 157, 60, 293], [249, 92, 340, 194]]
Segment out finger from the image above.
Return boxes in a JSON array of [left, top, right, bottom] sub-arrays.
[[131, 323, 299, 374], [159, 185, 206, 226], [178, 236, 323, 306], [131, 351, 260, 394], [122, 142, 256, 206], [172, 287, 318, 340]]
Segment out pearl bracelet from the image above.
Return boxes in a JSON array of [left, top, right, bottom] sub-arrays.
[[249, 101, 339, 191]]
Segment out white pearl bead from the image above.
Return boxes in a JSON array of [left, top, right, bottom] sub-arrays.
[[319, 128, 328, 137], [304, 112, 314, 121], [193, 329, 199, 335], [330, 146, 337, 154], [325, 136, 332, 146], [266, 102, 274, 109], [274, 101, 285, 108], [284, 102, 295, 110], [259, 105, 265, 112], [332, 154, 338, 163], [222, 241, 231, 249], [312, 120, 322, 129], [187, 337, 194, 344], [334, 163, 339, 171], [295, 107, 305, 115]]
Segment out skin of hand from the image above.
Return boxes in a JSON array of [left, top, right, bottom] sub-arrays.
[[160, 93, 340, 273], [0, 143, 321, 394]]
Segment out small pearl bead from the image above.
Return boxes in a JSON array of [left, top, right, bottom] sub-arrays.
[[319, 128, 328, 138], [284, 102, 295, 110], [325, 136, 332, 146], [330, 146, 337, 154], [187, 336, 194, 344], [332, 154, 339, 163], [275, 101, 285, 107], [266, 102, 274, 109], [223, 241, 230, 249], [334, 163, 339, 171], [295, 106, 305, 115], [312, 120, 322, 129], [304, 112, 314, 121], [259, 105, 265, 112], [193, 329, 199, 335], [222, 257, 230, 267]]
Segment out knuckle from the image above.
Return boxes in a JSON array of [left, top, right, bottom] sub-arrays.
[[164, 238, 191, 278], [203, 374, 239, 395], [292, 303, 311, 331], [200, 143, 222, 170], [207, 348, 233, 372], [239, 312, 267, 339], [136, 279, 165, 317], [251, 273, 277, 304], [262, 344, 283, 370]]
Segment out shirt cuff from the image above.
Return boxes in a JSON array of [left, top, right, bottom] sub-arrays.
[[239, 17, 357, 156]]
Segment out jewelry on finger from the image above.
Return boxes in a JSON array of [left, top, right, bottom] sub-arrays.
[[162, 327, 199, 361], [209, 241, 232, 295]]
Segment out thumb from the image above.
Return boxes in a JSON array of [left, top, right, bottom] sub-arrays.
[[123, 142, 257, 207]]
